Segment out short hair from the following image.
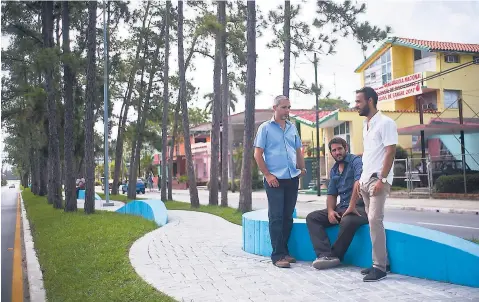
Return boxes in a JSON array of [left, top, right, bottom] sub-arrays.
[[356, 86, 378, 107], [328, 137, 348, 152], [274, 95, 289, 106]]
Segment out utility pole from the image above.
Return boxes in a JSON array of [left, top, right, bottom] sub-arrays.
[[418, 96, 427, 186], [103, 1, 113, 206], [314, 53, 321, 196], [458, 98, 467, 194]]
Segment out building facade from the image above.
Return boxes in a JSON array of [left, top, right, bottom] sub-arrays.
[[318, 37, 479, 177]]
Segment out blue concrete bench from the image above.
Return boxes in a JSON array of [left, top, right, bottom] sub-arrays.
[[77, 189, 102, 201], [116, 200, 168, 227], [242, 209, 479, 288]]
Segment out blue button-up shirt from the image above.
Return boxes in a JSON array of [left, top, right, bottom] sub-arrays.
[[327, 153, 364, 209], [254, 118, 302, 179]]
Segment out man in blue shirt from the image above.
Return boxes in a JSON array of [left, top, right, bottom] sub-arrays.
[[254, 95, 306, 268], [306, 137, 368, 270]]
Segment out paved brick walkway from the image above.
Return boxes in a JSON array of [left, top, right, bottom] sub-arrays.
[[130, 211, 479, 302]]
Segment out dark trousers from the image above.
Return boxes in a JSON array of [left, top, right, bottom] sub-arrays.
[[264, 177, 299, 263], [306, 206, 368, 260]]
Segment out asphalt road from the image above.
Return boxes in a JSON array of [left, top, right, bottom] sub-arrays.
[[134, 189, 479, 240], [1, 184, 19, 302], [384, 209, 479, 240]]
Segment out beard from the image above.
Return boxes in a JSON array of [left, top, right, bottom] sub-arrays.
[[358, 106, 370, 116], [333, 154, 345, 162]]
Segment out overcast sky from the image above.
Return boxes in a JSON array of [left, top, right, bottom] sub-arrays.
[[2, 0, 479, 162]]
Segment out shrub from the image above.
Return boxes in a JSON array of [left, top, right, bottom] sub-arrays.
[[435, 174, 479, 193], [178, 175, 188, 183], [392, 162, 407, 188], [1, 179, 7, 186]]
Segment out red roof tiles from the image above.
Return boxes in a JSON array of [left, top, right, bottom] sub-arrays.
[[396, 37, 479, 53]]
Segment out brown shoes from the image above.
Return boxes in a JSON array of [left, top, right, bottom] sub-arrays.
[[274, 255, 296, 268], [284, 255, 296, 263], [274, 259, 291, 268]]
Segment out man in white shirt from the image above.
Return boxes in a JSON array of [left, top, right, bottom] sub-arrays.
[[355, 87, 398, 282]]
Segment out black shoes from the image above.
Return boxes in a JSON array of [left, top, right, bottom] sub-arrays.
[[362, 267, 387, 282], [361, 265, 391, 275]]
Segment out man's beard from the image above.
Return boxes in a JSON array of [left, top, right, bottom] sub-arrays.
[[333, 154, 345, 162], [358, 106, 370, 116]]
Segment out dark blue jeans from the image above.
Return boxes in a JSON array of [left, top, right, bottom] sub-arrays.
[[264, 176, 299, 263]]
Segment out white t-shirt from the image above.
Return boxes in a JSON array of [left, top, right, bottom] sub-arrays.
[[360, 111, 398, 185]]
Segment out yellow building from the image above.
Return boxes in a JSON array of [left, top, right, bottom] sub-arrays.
[[317, 37, 479, 177]]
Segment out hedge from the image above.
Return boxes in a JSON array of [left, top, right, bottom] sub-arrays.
[[435, 174, 479, 193]]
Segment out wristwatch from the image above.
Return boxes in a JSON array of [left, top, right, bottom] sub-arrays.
[[301, 168, 307, 173], [381, 178, 387, 184]]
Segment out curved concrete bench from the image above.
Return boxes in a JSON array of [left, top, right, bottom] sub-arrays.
[[242, 209, 479, 288], [116, 200, 168, 227], [77, 189, 102, 201]]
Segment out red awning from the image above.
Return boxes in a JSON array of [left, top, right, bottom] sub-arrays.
[[398, 123, 479, 135]]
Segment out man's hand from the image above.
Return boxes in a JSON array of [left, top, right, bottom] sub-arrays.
[[299, 168, 306, 178], [343, 206, 361, 217], [265, 174, 279, 188], [356, 182, 362, 197], [372, 180, 384, 196], [328, 210, 341, 224]]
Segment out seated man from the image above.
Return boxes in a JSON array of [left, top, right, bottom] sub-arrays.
[[306, 137, 368, 270]]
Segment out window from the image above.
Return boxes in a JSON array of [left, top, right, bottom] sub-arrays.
[[444, 55, 459, 63], [443, 89, 461, 109], [414, 49, 422, 61], [473, 56, 479, 64], [333, 122, 351, 149], [380, 50, 392, 85], [364, 49, 391, 87]]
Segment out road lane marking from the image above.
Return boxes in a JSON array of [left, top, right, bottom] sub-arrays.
[[417, 222, 479, 230], [12, 193, 24, 302]]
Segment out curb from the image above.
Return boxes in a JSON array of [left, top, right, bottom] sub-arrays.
[[305, 200, 479, 215], [20, 192, 47, 302], [385, 205, 479, 215]]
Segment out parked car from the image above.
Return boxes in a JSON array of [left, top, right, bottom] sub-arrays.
[[9, 184, 15, 188], [122, 179, 146, 194]]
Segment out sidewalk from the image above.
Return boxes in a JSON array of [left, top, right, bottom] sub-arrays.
[[130, 210, 479, 301], [167, 189, 479, 215]]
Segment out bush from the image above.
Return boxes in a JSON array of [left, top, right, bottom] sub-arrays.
[[1, 179, 7, 186], [392, 162, 407, 188], [435, 174, 479, 193], [395, 145, 408, 159], [178, 175, 188, 183]]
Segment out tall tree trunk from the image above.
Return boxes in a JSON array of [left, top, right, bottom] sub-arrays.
[[127, 42, 149, 199], [239, 1, 256, 213], [161, 2, 170, 202], [39, 148, 48, 196], [62, 1, 77, 212], [168, 101, 180, 201], [129, 20, 165, 200], [209, 4, 222, 206], [30, 141, 39, 195], [283, 1, 291, 97], [42, 1, 62, 209], [84, 1, 98, 214], [178, 0, 200, 208], [111, 2, 151, 195], [219, 1, 229, 207]]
